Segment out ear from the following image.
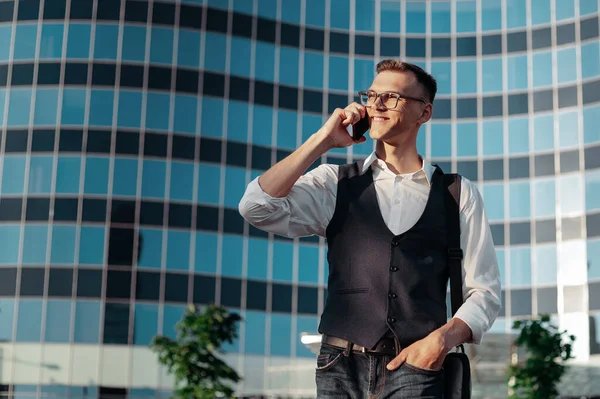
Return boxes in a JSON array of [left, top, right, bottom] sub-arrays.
[[417, 103, 433, 125]]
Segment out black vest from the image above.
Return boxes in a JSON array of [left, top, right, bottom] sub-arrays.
[[318, 161, 450, 350]]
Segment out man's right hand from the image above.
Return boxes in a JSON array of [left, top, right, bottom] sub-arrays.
[[317, 103, 368, 149]]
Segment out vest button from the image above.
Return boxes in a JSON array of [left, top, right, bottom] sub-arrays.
[[388, 293, 397, 299], [387, 317, 396, 323], [390, 266, 398, 272], [391, 241, 399, 246]]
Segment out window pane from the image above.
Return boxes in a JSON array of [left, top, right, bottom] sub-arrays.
[[557, 47, 577, 84], [533, 114, 554, 151], [298, 244, 319, 284], [531, 0, 551, 25], [270, 313, 292, 356], [560, 174, 584, 216], [506, 0, 526, 28], [45, 300, 71, 343], [510, 181, 531, 219], [535, 244, 557, 285], [457, 123, 478, 157], [482, 0, 502, 31], [482, 58, 503, 93], [482, 120, 503, 156], [252, 105, 273, 146], [169, 162, 194, 202], [456, 61, 477, 94], [430, 62, 451, 95], [221, 234, 243, 277], [355, 0, 374, 31], [508, 117, 529, 154], [330, 0, 349, 29], [162, 305, 185, 340], [224, 167, 247, 209], [588, 239, 600, 279], [556, 0, 575, 20], [586, 170, 600, 211], [328, 56, 348, 91], [304, 51, 324, 89], [532, 52, 553, 88], [507, 55, 528, 91], [166, 230, 190, 271], [248, 238, 268, 280], [431, 2, 451, 33], [431, 124, 451, 158], [230, 37, 251, 78], [380, 1, 400, 33], [534, 179, 556, 217], [133, 304, 158, 345], [16, 299, 43, 342], [197, 164, 221, 205], [581, 42, 600, 80], [405, 1, 425, 33], [22, 225, 48, 265], [138, 228, 162, 269], [50, 225, 76, 265], [483, 183, 505, 221], [244, 311, 266, 355], [273, 241, 294, 282], [558, 110, 579, 149], [510, 247, 532, 287], [354, 59, 374, 92], [456, 1, 477, 33], [0, 299, 14, 340], [195, 232, 218, 274]]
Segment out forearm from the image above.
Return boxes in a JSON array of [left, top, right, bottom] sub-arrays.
[[435, 318, 473, 352], [258, 132, 333, 198]]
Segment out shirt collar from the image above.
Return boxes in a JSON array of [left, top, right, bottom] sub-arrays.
[[360, 151, 436, 186]]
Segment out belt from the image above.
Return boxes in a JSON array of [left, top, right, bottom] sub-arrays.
[[321, 334, 398, 356]]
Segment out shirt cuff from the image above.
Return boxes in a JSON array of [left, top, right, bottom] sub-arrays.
[[243, 177, 286, 208], [452, 300, 490, 345]]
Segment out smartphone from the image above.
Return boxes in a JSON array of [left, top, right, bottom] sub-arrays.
[[351, 113, 370, 141]]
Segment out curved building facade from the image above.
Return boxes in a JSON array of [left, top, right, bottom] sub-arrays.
[[1, 0, 600, 398]]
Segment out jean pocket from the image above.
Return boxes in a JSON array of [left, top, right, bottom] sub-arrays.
[[316, 347, 343, 372], [403, 362, 443, 376]]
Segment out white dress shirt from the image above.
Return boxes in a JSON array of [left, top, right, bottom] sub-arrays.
[[238, 151, 502, 345]]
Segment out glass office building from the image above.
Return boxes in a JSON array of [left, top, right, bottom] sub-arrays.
[[1, 0, 600, 397]]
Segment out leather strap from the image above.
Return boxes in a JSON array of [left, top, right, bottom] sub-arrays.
[[322, 334, 397, 356]]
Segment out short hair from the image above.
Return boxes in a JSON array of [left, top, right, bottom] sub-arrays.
[[375, 59, 438, 103]]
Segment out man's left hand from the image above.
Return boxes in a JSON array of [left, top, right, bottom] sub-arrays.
[[386, 332, 447, 371]]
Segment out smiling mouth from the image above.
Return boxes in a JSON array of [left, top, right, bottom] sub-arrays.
[[371, 116, 389, 122]]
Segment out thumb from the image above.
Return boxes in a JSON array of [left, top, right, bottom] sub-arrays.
[[387, 350, 407, 371]]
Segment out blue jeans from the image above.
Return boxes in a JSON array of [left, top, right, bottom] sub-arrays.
[[315, 345, 445, 398]]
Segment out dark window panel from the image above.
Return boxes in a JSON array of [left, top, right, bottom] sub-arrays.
[[405, 38, 425, 57], [48, 268, 73, 297], [106, 270, 132, 299], [537, 287, 557, 315], [206, 7, 228, 33], [199, 137, 222, 163], [0, 64, 8, 86], [432, 99, 451, 119], [99, 387, 127, 399], [562, 216, 582, 241], [511, 289, 532, 316], [103, 303, 130, 344], [179, 4, 202, 29], [329, 31, 349, 53], [11, 63, 35, 86], [18, 0, 40, 20], [64, 62, 88, 85], [220, 277, 241, 308], [164, 273, 188, 303], [232, 11, 252, 38], [280, 23, 300, 47], [532, 27, 552, 49], [558, 85, 578, 108], [303, 89, 323, 113], [510, 222, 531, 245], [246, 280, 267, 311], [557, 22, 576, 45], [380, 37, 400, 57], [581, 17, 599, 41], [328, 93, 348, 113], [135, 271, 160, 301], [115, 131, 139, 155], [278, 85, 299, 110], [457, 161, 477, 181], [508, 93, 528, 115], [172, 135, 196, 161], [483, 159, 504, 180], [509, 157, 529, 179], [26, 198, 50, 221], [152, 1, 175, 25], [82, 198, 107, 223], [53, 198, 78, 221], [431, 38, 451, 58], [256, 17, 276, 43], [147, 66, 172, 91], [254, 81, 274, 106], [226, 141, 246, 168], [120, 64, 144, 89], [507, 31, 527, 52], [223, 208, 244, 235], [108, 227, 135, 266], [297, 286, 318, 314], [583, 80, 600, 105], [534, 89, 553, 112], [77, 269, 103, 298], [139, 201, 164, 226], [457, 98, 477, 118], [168, 203, 192, 229], [59, 129, 83, 152], [175, 68, 199, 94], [196, 205, 219, 231], [96, 0, 121, 20], [203, 71, 225, 97], [31, 129, 55, 152], [193, 275, 216, 304], [560, 150, 580, 173], [585, 146, 600, 170], [482, 34, 502, 55], [355, 35, 375, 56], [589, 213, 600, 238], [456, 37, 476, 57], [252, 145, 272, 170], [70, 0, 93, 19], [229, 76, 249, 102], [534, 153, 555, 176], [272, 283, 292, 313], [0, 269, 17, 296], [435, 161, 451, 174], [5, 130, 28, 152], [20, 268, 45, 296], [44, 0, 66, 19], [490, 224, 504, 246], [143, 132, 167, 157], [305, 28, 324, 51], [249, 224, 268, 239], [482, 96, 503, 117], [0, 1, 14, 22], [86, 129, 112, 154], [536, 219, 556, 243], [37, 62, 61, 85], [110, 200, 135, 224]]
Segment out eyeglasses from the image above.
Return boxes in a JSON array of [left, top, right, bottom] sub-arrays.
[[358, 90, 427, 110]]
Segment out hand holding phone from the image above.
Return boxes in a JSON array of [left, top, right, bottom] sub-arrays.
[[346, 111, 370, 142]]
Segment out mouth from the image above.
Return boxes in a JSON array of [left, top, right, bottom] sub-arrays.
[[371, 116, 389, 122]]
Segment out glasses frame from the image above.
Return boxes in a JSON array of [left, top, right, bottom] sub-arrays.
[[357, 90, 428, 109]]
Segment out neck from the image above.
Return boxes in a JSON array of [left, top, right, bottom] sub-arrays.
[[375, 134, 422, 175]]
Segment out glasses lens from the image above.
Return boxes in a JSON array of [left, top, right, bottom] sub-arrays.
[[360, 92, 375, 106], [380, 93, 398, 108]]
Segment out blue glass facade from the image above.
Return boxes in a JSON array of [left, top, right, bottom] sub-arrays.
[[0, 0, 600, 397]]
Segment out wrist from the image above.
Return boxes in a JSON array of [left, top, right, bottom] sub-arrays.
[[311, 129, 335, 154], [435, 318, 472, 352]]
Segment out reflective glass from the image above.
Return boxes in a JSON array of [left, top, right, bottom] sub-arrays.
[[535, 244, 557, 285], [509, 181, 531, 220], [431, 124, 451, 158], [482, 120, 504, 156], [559, 110, 580, 149], [510, 247, 532, 287], [533, 114, 554, 151], [534, 178, 556, 218], [560, 174, 584, 216]]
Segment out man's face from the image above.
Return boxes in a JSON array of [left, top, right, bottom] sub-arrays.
[[365, 70, 432, 143]]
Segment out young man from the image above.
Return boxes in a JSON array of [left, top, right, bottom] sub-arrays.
[[238, 60, 501, 398]]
